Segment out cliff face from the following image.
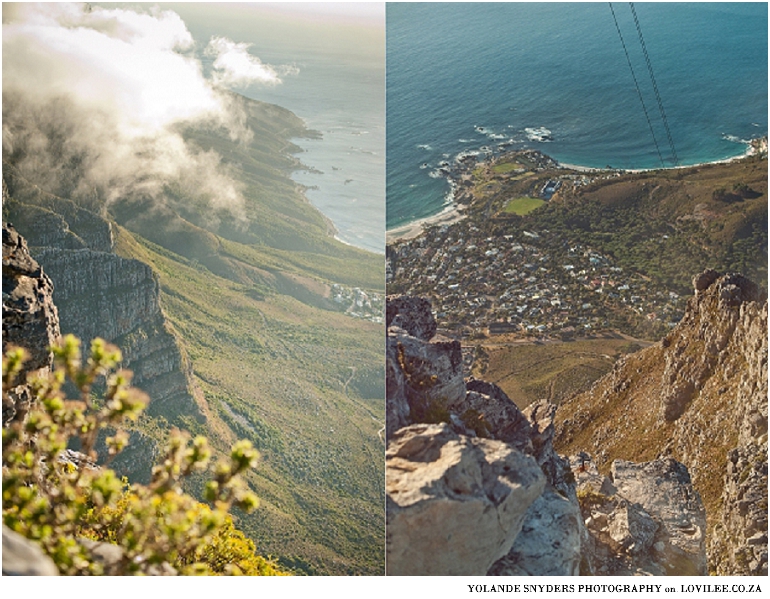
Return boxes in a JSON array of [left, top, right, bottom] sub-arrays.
[[4, 176, 201, 481], [555, 271, 768, 575], [33, 248, 196, 422], [2, 221, 60, 425], [386, 294, 708, 576]]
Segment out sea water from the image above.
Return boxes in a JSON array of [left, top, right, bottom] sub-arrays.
[[159, 3, 385, 254], [386, 2, 768, 229]]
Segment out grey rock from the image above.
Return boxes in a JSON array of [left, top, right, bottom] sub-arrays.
[[692, 269, 719, 293], [606, 499, 658, 556], [2, 223, 60, 374], [489, 487, 583, 576], [661, 272, 763, 421], [3, 526, 59, 575], [386, 294, 436, 341], [386, 423, 545, 575], [2, 221, 61, 426], [463, 382, 533, 453], [386, 320, 465, 439], [34, 248, 199, 426], [611, 458, 708, 575]]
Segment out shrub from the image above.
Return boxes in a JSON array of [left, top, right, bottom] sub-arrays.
[[2, 335, 286, 575]]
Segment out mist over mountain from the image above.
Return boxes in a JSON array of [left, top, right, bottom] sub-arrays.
[[2, 3, 300, 220], [3, 2, 384, 575]]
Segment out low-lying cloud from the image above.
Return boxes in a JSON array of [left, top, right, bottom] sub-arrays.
[[2, 2, 296, 221], [207, 37, 287, 87]]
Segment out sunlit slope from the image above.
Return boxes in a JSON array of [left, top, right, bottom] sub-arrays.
[[105, 96, 385, 575], [109, 95, 383, 292], [4, 90, 385, 574], [115, 227, 384, 575]]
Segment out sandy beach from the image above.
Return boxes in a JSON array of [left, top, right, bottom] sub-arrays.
[[386, 136, 767, 245], [386, 202, 467, 243], [560, 137, 765, 174]]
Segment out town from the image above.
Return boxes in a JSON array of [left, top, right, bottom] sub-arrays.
[[331, 283, 385, 324], [388, 137, 768, 343], [388, 222, 684, 341]]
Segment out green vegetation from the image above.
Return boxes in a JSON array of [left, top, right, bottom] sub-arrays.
[[491, 161, 524, 174], [113, 227, 384, 574], [525, 161, 768, 293], [460, 150, 767, 295], [4, 93, 385, 574], [2, 337, 285, 575], [502, 196, 545, 215]]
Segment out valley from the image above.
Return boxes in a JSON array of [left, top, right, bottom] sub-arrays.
[[4, 95, 385, 575]]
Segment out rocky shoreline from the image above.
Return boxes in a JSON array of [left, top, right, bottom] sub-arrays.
[[386, 136, 768, 244]]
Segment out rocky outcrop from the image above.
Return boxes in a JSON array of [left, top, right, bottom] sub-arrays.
[[489, 401, 586, 576], [555, 270, 768, 575], [2, 220, 60, 425], [568, 455, 708, 576], [34, 248, 198, 424], [4, 177, 200, 429], [2, 223, 60, 374], [488, 488, 584, 576], [4, 176, 202, 482], [610, 459, 707, 575], [386, 423, 545, 575], [386, 294, 466, 438], [660, 272, 763, 421], [387, 294, 713, 576], [708, 292, 768, 575], [3, 164, 114, 254], [2, 526, 59, 576], [386, 296, 567, 575]]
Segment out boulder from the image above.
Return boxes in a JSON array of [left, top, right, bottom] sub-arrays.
[[386, 423, 545, 575], [2, 526, 59, 575], [386, 325, 465, 439], [488, 487, 583, 576], [611, 458, 707, 575], [463, 379, 533, 452]]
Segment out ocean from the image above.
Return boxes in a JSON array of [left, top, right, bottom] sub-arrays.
[[386, 2, 768, 229], [159, 3, 386, 254]]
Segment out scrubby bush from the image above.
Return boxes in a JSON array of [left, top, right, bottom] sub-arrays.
[[2, 335, 286, 575]]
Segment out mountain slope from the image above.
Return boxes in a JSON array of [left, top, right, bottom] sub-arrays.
[[554, 271, 767, 575], [3, 93, 384, 575]]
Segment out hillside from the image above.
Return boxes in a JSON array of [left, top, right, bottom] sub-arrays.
[[471, 335, 652, 409], [389, 148, 766, 342], [554, 271, 767, 575], [385, 294, 713, 576], [386, 148, 767, 575], [3, 94, 384, 575]]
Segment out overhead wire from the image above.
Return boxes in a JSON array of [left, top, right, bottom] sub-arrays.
[[608, 2, 666, 168], [629, 3, 679, 166]]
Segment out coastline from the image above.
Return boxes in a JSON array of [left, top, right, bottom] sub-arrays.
[[387, 136, 767, 243], [386, 201, 467, 243], [560, 136, 765, 174]]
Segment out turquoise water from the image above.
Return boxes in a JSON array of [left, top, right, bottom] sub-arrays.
[[386, 2, 768, 229], [161, 4, 385, 254]]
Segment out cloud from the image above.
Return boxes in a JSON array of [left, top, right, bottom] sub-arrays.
[[1, 3, 288, 222], [206, 36, 289, 88]]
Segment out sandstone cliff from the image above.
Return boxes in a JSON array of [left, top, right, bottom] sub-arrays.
[[3, 174, 202, 481], [386, 294, 709, 575], [555, 271, 767, 575], [2, 220, 60, 425]]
